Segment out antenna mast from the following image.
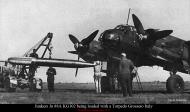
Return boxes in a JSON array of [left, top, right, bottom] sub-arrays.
[[126, 8, 131, 25]]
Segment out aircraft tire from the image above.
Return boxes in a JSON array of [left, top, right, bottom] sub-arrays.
[[101, 76, 110, 93], [166, 75, 184, 93]]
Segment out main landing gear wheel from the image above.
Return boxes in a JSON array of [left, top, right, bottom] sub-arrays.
[[166, 75, 184, 93]]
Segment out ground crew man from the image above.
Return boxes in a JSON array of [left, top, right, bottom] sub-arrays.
[[118, 53, 134, 97], [29, 49, 39, 91], [46, 67, 56, 92], [29, 49, 39, 58], [94, 61, 102, 93]]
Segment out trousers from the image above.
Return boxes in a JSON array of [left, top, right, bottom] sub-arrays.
[[118, 73, 133, 97]]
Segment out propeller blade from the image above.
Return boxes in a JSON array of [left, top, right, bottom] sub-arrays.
[[68, 51, 78, 54], [141, 30, 173, 48], [81, 30, 99, 45], [75, 55, 80, 77], [69, 34, 80, 45], [152, 30, 173, 40], [75, 68, 79, 77], [132, 14, 145, 35]]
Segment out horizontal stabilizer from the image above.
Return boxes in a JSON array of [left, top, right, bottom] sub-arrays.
[[8, 57, 95, 68]]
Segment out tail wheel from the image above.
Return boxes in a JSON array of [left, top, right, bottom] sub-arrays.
[[166, 75, 184, 93]]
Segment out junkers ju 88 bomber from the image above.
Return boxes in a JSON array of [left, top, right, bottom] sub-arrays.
[[68, 13, 190, 94]]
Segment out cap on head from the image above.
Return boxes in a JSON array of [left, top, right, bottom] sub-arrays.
[[96, 61, 100, 65], [121, 53, 126, 57], [33, 49, 36, 52]]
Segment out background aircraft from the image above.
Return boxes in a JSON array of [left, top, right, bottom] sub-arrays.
[[68, 13, 190, 94]]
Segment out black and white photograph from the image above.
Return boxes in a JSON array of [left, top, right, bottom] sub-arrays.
[[0, 0, 190, 109]]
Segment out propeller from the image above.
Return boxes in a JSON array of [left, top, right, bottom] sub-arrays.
[[69, 30, 99, 53], [132, 14, 173, 47], [68, 30, 99, 77]]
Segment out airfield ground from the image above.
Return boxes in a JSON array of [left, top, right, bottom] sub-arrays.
[[0, 82, 190, 104]]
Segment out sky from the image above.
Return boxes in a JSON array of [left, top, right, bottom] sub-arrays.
[[0, 0, 190, 83]]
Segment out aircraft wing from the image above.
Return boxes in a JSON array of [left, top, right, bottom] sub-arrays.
[[8, 57, 95, 68]]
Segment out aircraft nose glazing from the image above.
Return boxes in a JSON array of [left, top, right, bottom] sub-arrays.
[[101, 31, 120, 49]]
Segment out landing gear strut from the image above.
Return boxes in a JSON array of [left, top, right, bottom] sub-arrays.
[[166, 71, 184, 93]]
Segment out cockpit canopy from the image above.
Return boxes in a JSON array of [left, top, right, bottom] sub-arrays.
[[114, 24, 136, 33]]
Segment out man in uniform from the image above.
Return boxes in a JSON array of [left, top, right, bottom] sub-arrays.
[[29, 49, 39, 58], [94, 61, 102, 93], [29, 49, 39, 91], [118, 53, 134, 97], [46, 66, 56, 92]]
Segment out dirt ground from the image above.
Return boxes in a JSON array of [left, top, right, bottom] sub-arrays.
[[0, 82, 190, 104]]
